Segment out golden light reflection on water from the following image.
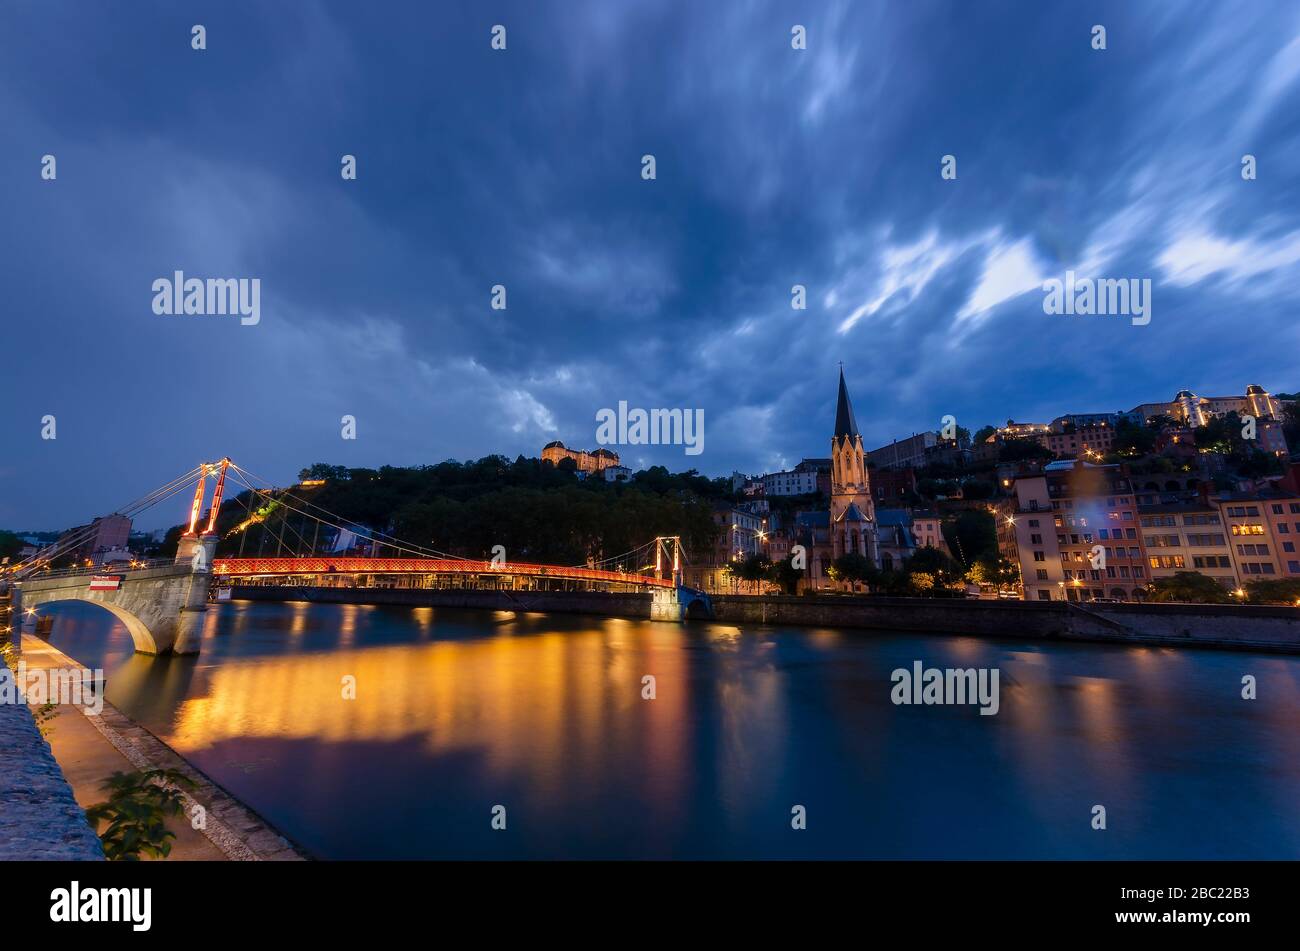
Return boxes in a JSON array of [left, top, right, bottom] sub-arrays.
[[163, 623, 693, 805], [48, 598, 1300, 857], [289, 601, 309, 640]]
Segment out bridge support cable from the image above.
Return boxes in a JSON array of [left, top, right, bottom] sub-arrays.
[[567, 538, 659, 572], [217, 463, 685, 588], [225, 464, 469, 563], [5, 465, 207, 579], [229, 464, 675, 576]]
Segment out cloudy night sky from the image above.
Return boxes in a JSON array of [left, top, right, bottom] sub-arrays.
[[2, 1, 1299, 530]]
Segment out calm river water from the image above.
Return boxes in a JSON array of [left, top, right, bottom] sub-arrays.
[[38, 599, 1300, 860]]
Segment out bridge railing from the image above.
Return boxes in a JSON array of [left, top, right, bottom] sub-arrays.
[[12, 558, 174, 582], [211, 556, 673, 588]]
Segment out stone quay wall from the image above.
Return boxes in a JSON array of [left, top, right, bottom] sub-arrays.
[[0, 696, 103, 860], [229, 586, 1300, 654]]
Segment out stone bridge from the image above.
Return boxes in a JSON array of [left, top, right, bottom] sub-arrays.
[[14, 541, 215, 655]]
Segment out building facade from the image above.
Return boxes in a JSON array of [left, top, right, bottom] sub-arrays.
[[53, 514, 132, 566], [911, 510, 949, 556], [683, 505, 767, 592], [1214, 490, 1300, 583], [541, 441, 620, 473], [1038, 423, 1115, 459], [866, 431, 937, 469], [760, 468, 819, 496], [1138, 500, 1236, 589], [999, 460, 1147, 601], [1127, 385, 1285, 427]]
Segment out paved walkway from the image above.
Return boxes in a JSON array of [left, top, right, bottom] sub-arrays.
[[18, 637, 305, 861]]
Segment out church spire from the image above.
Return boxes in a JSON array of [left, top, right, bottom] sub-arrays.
[[834, 366, 859, 439]]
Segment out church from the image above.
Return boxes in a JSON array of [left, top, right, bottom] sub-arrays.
[[797, 369, 880, 588]]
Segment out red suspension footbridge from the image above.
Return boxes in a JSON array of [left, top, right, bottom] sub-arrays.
[[3, 459, 703, 655]]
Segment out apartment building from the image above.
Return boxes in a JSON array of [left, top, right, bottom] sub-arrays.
[[761, 468, 819, 496], [683, 505, 767, 592], [998, 459, 1147, 601], [1215, 490, 1300, 582], [911, 510, 949, 556], [1038, 423, 1116, 459], [1138, 500, 1236, 589], [867, 432, 937, 469]]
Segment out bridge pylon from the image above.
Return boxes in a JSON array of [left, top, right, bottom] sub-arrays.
[[176, 458, 229, 567], [650, 536, 712, 622], [654, 536, 683, 587]]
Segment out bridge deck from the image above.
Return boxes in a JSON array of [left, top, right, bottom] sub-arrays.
[[212, 557, 672, 588]]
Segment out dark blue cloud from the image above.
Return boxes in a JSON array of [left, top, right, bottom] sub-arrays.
[[2, 1, 1298, 528]]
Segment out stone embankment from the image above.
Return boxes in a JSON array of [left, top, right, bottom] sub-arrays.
[[232, 585, 1300, 653]]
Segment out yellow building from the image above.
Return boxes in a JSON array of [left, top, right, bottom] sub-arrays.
[[541, 441, 620, 473], [1138, 500, 1236, 589]]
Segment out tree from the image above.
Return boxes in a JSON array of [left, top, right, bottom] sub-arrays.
[[828, 552, 875, 592], [297, 463, 349, 482], [1279, 397, 1300, 449], [942, 510, 999, 570], [907, 545, 957, 577], [85, 769, 197, 861], [907, 571, 937, 594], [998, 439, 1053, 463], [0, 530, 23, 561], [973, 424, 997, 445], [1146, 571, 1234, 604], [968, 554, 1019, 587], [767, 556, 803, 595], [1243, 578, 1300, 605], [724, 553, 772, 593], [917, 477, 960, 499], [1113, 419, 1156, 456]]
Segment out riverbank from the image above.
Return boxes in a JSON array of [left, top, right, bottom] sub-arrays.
[[0, 678, 102, 860], [229, 584, 1300, 654], [18, 636, 308, 861]]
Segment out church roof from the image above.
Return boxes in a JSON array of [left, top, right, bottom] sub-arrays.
[[835, 502, 870, 523], [834, 368, 859, 439], [875, 508, 912, 527]]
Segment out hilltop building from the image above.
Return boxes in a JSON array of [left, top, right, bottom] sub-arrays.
[[541, 441, 620, 473]]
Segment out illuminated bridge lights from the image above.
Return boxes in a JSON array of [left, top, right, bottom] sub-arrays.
[[211, 557, 673, 588]]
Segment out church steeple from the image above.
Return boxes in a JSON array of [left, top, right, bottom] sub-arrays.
[[834, 367, 859, 439], [828, 367, 878, 570]]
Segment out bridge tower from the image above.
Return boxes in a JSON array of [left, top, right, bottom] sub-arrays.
[[169, 459, 228, 653], [653, 536, 682, 586], [650, 535, 712, 622]]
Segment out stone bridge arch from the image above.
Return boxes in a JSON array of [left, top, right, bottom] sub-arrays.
[[15, 562, 212, 656]]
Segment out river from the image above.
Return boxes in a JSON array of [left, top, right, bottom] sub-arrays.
[[37, 599, 1300, 859]]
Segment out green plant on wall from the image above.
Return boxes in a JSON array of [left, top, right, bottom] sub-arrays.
[[2, 641, 60, 737], [85, 768, 197, 861]]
